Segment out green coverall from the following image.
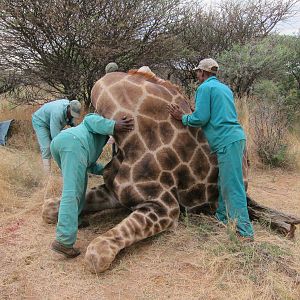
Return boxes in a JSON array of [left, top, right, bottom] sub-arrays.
[[182, 76, 254, 238], [50, 113, 115, 247], [32, 99, 74, 159]]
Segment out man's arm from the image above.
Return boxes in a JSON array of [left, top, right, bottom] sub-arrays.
[[84, 113, 116, 135], [182, 85, 211, 127], [49, 113, 63, 139], [87, 162, 105, 175], [84, 113, 134, 135]]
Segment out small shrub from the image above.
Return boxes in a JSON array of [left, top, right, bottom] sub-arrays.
[[251, 100, 291, 168]]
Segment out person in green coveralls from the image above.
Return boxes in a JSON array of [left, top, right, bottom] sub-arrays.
[[32, 99, 82, 173], [50, 113, 134, 258], [167, 58, 254, 241], [105, 62, 118, 73]]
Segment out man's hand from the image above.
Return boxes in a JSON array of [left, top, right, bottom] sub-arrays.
[[114, 116, 134, 133], [167, 103, 184, 121]]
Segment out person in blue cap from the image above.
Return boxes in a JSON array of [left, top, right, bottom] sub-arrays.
[[50, 113, 134, 258], [105, 62, 118, 74], [167, 58, 254, 241], [32, 99, 82, 173]]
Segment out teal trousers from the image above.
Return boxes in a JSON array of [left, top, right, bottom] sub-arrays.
[[32, 117, 52, 159], [50, 132, 88, 247], [215, 140, 254, 237]]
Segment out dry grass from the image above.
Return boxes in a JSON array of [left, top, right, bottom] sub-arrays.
[[1, 102, 300, 299]]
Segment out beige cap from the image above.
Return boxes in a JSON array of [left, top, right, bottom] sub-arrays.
[[105, 62, 118, 73], [138, 66, 156, 77], [69, 100, 81, 118], [193, 58, 219, 74]]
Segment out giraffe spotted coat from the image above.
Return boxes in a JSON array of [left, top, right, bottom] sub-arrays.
[[42, 70, 249, 273]]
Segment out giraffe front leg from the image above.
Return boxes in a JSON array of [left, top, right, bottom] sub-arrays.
[[42, 184, 121, 224], [83, 184, 121, 213], [85, 192, 180, 273], [42, 197, 61, 224]]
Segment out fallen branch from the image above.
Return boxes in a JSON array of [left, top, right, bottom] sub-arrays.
[[247, 195, 300, 238]]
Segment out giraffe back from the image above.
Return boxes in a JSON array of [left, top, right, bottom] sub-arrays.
[[91, 71, 247, 213]]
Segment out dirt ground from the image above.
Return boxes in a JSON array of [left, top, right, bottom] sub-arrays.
[[0, 165, 299, 300]]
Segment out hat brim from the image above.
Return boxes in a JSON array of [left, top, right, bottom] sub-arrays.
[[192, 67, 218, 73], [70, 111, 81, 118]]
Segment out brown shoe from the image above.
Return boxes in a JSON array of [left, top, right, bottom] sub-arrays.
[[51, 240, 80, 258]]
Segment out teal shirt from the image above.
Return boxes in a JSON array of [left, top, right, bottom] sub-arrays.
[[32, 99, 73, 139], [182, 76, 245, 152], [62, 113, 115, 172]]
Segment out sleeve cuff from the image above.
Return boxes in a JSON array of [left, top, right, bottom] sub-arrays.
[[110, 120, 116, 135], [87, 163, 105, 175], [182, 114, 189, 126]]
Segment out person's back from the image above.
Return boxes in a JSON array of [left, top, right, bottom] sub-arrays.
[[33, 99, 70, 129], [200, 77, 245, 152], [58, 113, 115, 166], [32, 99, 81, 172]]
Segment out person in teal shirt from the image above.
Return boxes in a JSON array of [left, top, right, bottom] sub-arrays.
[[50, 113, 134, 258], [168, 58, 254, 241], [32, 99, 82, 172]]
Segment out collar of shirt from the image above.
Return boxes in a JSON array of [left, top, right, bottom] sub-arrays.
[[203, 76, 217, 84]]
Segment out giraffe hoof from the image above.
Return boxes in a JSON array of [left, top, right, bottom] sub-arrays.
[[85, 238, 116, 273], [42, 197, 60, 224]]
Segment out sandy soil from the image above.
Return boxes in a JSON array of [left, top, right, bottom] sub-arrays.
[[0, 169, 300, 300]]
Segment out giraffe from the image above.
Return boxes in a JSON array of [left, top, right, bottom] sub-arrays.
[[41, 69, 251, 272]]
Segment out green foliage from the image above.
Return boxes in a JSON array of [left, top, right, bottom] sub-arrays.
[[1, 0, 296, 105], [254, 78, 299, 123], [217, 36, 293, 96], [253, 79, 281, 104], [218, 35, 299, 168], [0, 0, 184, 106]]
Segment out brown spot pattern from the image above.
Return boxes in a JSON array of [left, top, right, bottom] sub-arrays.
[[96, 91, 117, 118], [156, 147, 180, 171], [159, 172, 175, 188], [117, 164, 131, 184], [137, 116, 161, 150], [159, 122, 174, 144], [173, 164, 196, 190], [145, 84, 173, 102], [207, 167, 219, 183], [136, 182, 163, 199], [173, 133, 197, 163], [206, 184, 219, 203], [161, 192, 177, 207], [120, 186, 142, 207], [190, 148, 211, 181], [122, 134, 146, 164], [123, 81, 143, 106], [139, 97, 169, 120], [197, 129, 207, 143], [178, 183, 206, 207], [133, 153, 160, 182]]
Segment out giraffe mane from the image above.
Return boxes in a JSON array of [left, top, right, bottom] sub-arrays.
[[128, 69, 182, 94]]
